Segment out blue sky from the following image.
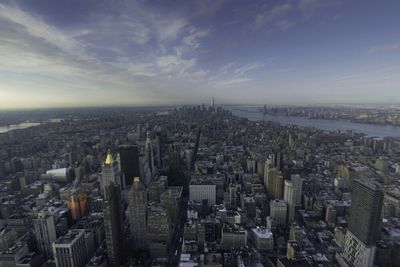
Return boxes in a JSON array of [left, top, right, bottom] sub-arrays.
[[0, 0, 399, 109]]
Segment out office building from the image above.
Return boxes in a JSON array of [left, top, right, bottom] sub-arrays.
[[33, 212, 57, 258], [251, 227, 273, 251], [145, 132, 155, 175], [103, 184, 124, 266], [338, 180, 384, 267], [100, 150, 121, 193], [291, 174, 303, 206], [221, 224, 247, 250], [147, 204, 171, 258], [128, 177, 147, 250], [160, 186, 183, 225], [266, 168, 283, 199], [284, 181, 296, 224], [270, 199, 288, 227], [0, 242, 29, 267], [189, 182, 216, 206], [263, 158, 272, 188], [67, 190, 88, 221], [53, 229, 87, 267], [119, 145, 140, 186]]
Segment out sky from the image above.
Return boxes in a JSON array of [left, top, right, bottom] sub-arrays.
[[0, 0, 400, 109]]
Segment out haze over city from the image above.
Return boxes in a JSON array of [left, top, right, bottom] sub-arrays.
[[0, 0, 400, 109]]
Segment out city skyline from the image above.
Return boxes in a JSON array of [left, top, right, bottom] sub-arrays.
[[0, 104, 399, 266], [1, 0, 400, 109]]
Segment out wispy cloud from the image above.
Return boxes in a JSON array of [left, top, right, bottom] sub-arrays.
[[156, 55, 196, 75], [157, 18, 187, 41], [254, 3, 293, 30], [298, 0, 326, 15], [368, 43, 400, 53], [182, 27, 210, 51], [0, 1, 212, 106], [254, 0, 332, 31], [195, 0, 227, 16], [0, 0, 398, 107], [234, 63, 265, 76], [276, 19, 296, 30], [212, 78, 252, 88], [333, 66, 400, 83]]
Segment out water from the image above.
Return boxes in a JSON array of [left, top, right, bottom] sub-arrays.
[[0, 122, 41, 134], [231, 108, 400, 138]]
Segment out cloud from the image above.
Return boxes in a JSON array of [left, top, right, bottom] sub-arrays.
[[254, 0, 332, 31], [206, 62, 262, 90], [157, 18, 187, 41], [254, 3, 293, 29], [0, 1, 214, 107], [368, 43, 400, 53], [195, 0, 227, 15], [0, 3, 83, 55], [298, 0, 328, 16], [156, 55, 196, 75], [212, 78, 252, 88], [234, 63, 265, 76], [333, 65, 400, 83], [276, 19, 295, 30], [219, 63, 235, 74], [182, 27, 210, 51]]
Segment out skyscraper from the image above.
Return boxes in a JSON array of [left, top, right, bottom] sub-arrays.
[[266, 168, 283, 200], [119, 145, 140, 186], [291, 174, 303, 207], [263, 158, 272, 189], [53, 229, 87, 267], [155, 134, 162, 168], [284, 181, 296, 224], [33, 212, 57, 257], [145, 132, 155, 173], [128, 177, 147, 251], [67, 190, 87, 221], [269, 199, 288, 227], [103, 183, 124, 266], [147, 204, 171, 258], [100, 150, 121, 193], [338, 179, 384, 267]]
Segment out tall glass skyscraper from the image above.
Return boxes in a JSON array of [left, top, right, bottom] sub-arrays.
[[338, 179, 383, 267], [347, 180, 383, 245]]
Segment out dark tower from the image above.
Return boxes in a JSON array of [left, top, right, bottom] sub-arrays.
[[119, 145, 140, 186], [128, 177, 148, 251], [347, 179, 383, 245], [339, 179, 384, 267], [103, 183, 124, 266]]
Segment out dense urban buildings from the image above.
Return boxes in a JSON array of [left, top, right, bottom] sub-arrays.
[[0, 105, 399, 267]]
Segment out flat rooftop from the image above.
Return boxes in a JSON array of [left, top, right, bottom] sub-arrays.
[[54, 229, 83, 245], [251, 228, 273, 239]]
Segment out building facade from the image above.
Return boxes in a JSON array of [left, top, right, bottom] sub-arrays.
[[53, 229, 87, 267], [128, 177, 148, 251], [103, 183, 124, 266], [33, 212, 57, 258], [338, 180, 384, 267], [189, 184, 216, 206]]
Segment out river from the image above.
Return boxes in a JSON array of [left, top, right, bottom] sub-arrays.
[[230, 108, 400, 138], [0, 122, 41, 134]]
